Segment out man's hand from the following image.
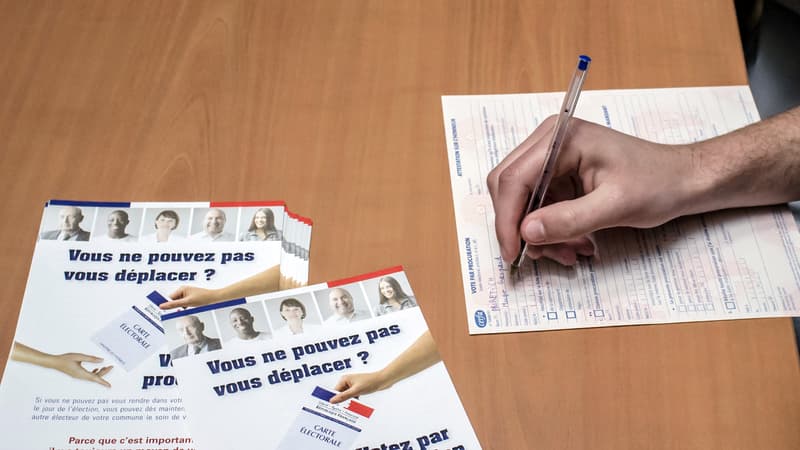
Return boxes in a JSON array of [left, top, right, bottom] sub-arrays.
[[487, 116, 696, 265]]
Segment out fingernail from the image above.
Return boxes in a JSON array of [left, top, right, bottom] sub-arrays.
[[524, 220, 546, 243]]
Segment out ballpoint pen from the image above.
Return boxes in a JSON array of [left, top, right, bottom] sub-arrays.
[[510, 55, 591, 279]]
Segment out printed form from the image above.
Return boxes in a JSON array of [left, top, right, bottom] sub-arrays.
[[442, 86, 800, 334]]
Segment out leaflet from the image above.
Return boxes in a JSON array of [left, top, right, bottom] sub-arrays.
[[164, 266, 482, 449], [442, 86, 800, 334], [0, 199, 308, 450]]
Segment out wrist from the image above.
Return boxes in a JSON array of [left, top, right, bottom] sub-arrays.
[[677, 141, 727, 216], [203, 288, 224, 305], [684, 109, 800, 214], [374, 368, 395, 390], [640, 142, 714, 222], [39, 353, 60, 370], [679, 137, 763, 217]]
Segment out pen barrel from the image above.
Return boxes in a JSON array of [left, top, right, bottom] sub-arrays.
[[512, 55, 590, 272], [561, 60, 590, 115], [529, 57, 590, 212]]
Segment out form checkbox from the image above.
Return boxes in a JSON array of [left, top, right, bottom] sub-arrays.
[[546, 312, 558, 320], [565, 310, 577, 319], [593, 309, 604, 318], [678, 305, 686, 312], [725, 302, 736, 310], [687, 304, 696, 312]]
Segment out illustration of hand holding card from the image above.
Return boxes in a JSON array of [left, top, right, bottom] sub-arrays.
[[277, 386, 374, 450], [90, 291, 167, 371]]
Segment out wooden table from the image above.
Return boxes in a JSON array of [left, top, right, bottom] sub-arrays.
[[1, 1, 798, 448]]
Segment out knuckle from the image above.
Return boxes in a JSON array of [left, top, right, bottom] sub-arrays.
[[487, 166, 503, 193], [496, 164, 523, 188], [487, 165, 499, 183]]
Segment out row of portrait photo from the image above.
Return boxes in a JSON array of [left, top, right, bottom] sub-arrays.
[[38, 204, 286, 244], [167, 273, 419, 359]]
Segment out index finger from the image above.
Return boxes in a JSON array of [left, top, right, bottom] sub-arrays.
[[487, 115, 557, 197], [330, 385, 358, 404], [159, 298, 190, 310], [489, 123, 555, 262]]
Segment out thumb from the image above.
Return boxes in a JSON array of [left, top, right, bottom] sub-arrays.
[[521, 187, 624, 245], [90, 373, 112, 388]]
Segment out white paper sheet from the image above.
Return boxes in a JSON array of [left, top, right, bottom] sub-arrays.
[[164, 267, 482, 449], [442, 86, 800, 334]]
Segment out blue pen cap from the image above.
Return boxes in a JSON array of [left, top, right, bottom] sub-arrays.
[[578, 55, 591, 71]]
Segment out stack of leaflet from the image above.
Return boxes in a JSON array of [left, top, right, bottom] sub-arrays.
[[0, 199, 482, 449], [279, 207, 313, 290], [206, 200, 313, 290], [0, 199, 313, 449]]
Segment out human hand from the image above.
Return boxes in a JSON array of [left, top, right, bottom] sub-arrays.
[[160, 286, 219, 310], [329, 371, 392, 404], [49, 353, 113, 388], [487, 116, 696, 265]]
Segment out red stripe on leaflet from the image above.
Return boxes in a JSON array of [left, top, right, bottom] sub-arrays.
[[346, 400, 374, 418], [327, 266, 404, 287]]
